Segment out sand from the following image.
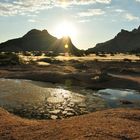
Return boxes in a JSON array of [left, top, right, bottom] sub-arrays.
[[0, 57, 140, 140], [0, 107, 140, 140]]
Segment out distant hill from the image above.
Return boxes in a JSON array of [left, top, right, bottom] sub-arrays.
[[0, 29, 82, 56], [87, 26, 140, 53]]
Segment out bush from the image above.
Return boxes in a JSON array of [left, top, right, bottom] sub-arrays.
[[38, 58, 62, 64], [110, 53, 115, 56], [33, 51, 43, 56], [123, 58, 132, 62], [22, 51, 32, 56], [0, 52, 24, 66]]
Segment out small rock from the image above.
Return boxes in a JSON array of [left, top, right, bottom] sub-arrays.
[[68, 102, 75, 107], [51, 115, 58, 120], [58, 106, 64, 110], [49, 110, 61, 114], [47, 97, 64, 104], [65, 107, 74, 112], [78, 103, 86, 108], [66, 112, 74, 116], [40, 110, 45, 113], [44, 114, 50, 118], [120, 100, 133, 104], [62, 111, 67, 115]]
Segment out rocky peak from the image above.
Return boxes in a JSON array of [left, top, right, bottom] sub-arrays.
[[120, 29, 130, 34], [88, 25, 140, 53], [41, 29, 49, 34], [138, 25, 140, 31], [132, 26, 140, 33], [116, 29, 130, 38], [23, 29, 50, 38], [61, 36, 73, 45], [23, 29, 40, 36]]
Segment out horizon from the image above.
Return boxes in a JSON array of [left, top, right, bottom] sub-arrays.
[[0, 25, 140, 51], [0, 0, 140, 49]]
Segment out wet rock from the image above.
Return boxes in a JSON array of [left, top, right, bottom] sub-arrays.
[[49, 110, 61, 114], [68, 102, 75, 107], [40, 110, 45, 113], [7, 108, 14, 112], [99, 92, 111, 96], [120, 100, 133, 105], [58, 106, 64, 110], [98, 73, 109, 82], [44, 114, 50, 118], [79, 107, 86, 111], [92, 75, 100, 80], [66, 112, 74, 116], [47, 97, 64, 104], [78, 103, 86, 108], [65, 107, 74, 112], [36, 115, 42, 119], [71, 98, 85, 103], [81, 110, 89, 114], [51, 115, 58, 120], [62, 111, 67, 115]]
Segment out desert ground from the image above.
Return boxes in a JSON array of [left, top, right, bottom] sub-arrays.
[[0, 53, 140, 140], [0, 53, 140, 90], [0, 107, 140, 140]]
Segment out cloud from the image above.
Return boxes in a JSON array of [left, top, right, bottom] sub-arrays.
[[28, 19, 36, 23], [0, 0, 111, 16], [78, 19, 90, 23], [56, 0, 111, 5], [94, 0, 111, 4], [124, 13, 139, 21], [0, 0, 52, 16], [114, 9, 125, 13], [78, 9, 105, 17], [136, 0, 140, 2], [105, 7, 139, 22]]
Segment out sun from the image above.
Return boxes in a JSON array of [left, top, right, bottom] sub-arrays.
[[64, 44, 69, 49], [54, 21, 77, 39]]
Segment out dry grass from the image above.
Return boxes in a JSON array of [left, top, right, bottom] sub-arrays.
[[18, 53, 140, 64]]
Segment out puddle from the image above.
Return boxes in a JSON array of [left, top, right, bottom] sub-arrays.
[[97, 89, 140, 108], [0, 78, 139, 119], [0, 78, 106, 119]]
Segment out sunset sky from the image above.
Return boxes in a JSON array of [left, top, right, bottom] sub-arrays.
[[0, 0, 140, 49]]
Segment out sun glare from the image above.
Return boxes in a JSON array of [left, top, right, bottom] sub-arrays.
[[64, 44, 69, 49], [54, 21, 77, 39]]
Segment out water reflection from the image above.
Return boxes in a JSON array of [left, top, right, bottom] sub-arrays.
[[97, 89, 140, 108], [0, 78, 106, 119], [0, 79, 139, 119]]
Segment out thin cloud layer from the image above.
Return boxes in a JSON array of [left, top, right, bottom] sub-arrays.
[[78, 9, 105, 17], [124, 13, 139, 21], [0, 0, 139, 23], [0, 0, 51, 16], [0, 0, 111, 16], [56, 0, 111, 5]]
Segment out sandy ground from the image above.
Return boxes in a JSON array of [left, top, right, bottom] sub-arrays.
[[0, 107, 140, 140], [0, 60, 140, 90], [0, 57, 140, 140]]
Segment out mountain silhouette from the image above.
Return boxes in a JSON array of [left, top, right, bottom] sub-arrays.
[[0, 29, 82, 56], [87, 25, 140, 53]]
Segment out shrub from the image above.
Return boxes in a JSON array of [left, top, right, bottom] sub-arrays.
[[0, 52, 24, 66], [123, 58, 132, 62], [22, 51, 32, 56], [38, 58, 62, 64]]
